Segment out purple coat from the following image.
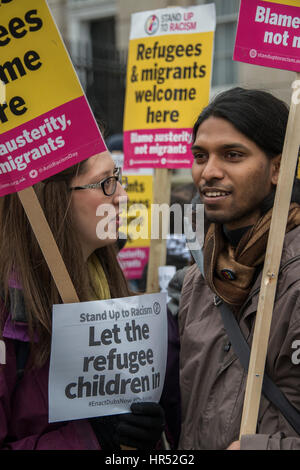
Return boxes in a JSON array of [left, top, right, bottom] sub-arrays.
[[0, 307, 101, 450]]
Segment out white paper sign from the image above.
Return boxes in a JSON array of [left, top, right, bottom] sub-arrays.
[[129, 4, 216, 40], [158, 265, 176, 302], [48, 293, 168, 423]]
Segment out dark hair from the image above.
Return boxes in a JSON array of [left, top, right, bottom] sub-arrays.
[[106, 133, 123, 152], [192, 87, 289, 158], [192, 87, 300, 208]]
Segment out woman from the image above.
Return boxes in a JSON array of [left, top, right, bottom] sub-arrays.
[[0, 151, 165, 450]]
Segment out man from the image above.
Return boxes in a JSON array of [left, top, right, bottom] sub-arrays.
[[178, 87, 300, 450]]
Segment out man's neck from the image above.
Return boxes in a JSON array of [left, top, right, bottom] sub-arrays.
[[222, 225, 253, 247]]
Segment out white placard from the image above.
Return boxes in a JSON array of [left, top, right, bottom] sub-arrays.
[[48, 293, 168, 423], [158, 265, 176, 302], [130, 4, 216, 40], [111, 152, 124, 169], [0, 340, 5, 365]]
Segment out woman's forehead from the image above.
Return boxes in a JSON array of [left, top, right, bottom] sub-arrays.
[[84, 152, 115, 176]]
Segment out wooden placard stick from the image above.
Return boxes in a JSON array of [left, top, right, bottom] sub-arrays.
[[0, 196, 5, 364], [146, 169, 172, 293], [18, 186, 79, 304], [0, 81, 5, 107], [239, 74, 300, 438]]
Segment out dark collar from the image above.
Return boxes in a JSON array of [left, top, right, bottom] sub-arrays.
[[222, 225, 253, 248]]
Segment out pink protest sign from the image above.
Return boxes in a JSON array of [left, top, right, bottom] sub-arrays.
[[118, 247, 150, 280], [0, 97, 106, 196], [234, 0, 300, 72], [123, 128, 193, 170]]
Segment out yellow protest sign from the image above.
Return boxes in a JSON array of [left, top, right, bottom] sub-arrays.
[[0, 1, 83, 130], [0, 0, 105, 196], [123, 5, 216, 169], [124, 34, 213, 131], [263, 0, 299, 5], [118, 171, 153, 280]]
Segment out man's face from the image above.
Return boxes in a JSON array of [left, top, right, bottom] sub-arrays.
[[191, 117, 280, 230]]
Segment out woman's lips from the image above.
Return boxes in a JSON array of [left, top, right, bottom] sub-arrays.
[[108, 214, 120, 227], [113, 215, 120, 226]]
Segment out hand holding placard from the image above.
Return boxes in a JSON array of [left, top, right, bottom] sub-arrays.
[[49, 294, 168, 423], [117, 402, 165, 450]]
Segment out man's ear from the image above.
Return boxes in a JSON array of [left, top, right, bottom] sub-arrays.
[[271, 154, 281, 185]]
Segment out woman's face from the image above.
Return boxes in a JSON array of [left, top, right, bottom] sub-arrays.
[[70, 153, 128, 260]]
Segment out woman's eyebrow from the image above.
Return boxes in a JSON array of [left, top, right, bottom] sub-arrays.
[[89, 167, 117, 182]]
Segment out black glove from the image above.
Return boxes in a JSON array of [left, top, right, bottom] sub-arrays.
[[90, 415, 120, 450], [116, 402, 165, 450]]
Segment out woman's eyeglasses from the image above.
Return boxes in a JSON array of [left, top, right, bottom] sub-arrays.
[[69, 168, 128, 196]]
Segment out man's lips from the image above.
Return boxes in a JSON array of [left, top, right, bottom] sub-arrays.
[[200, 188, 232, 204]]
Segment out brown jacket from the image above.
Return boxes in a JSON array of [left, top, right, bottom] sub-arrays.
[[178, 226, 300, 450]]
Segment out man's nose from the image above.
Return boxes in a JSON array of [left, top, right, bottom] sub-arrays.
[[201, 155, 225, 182]]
